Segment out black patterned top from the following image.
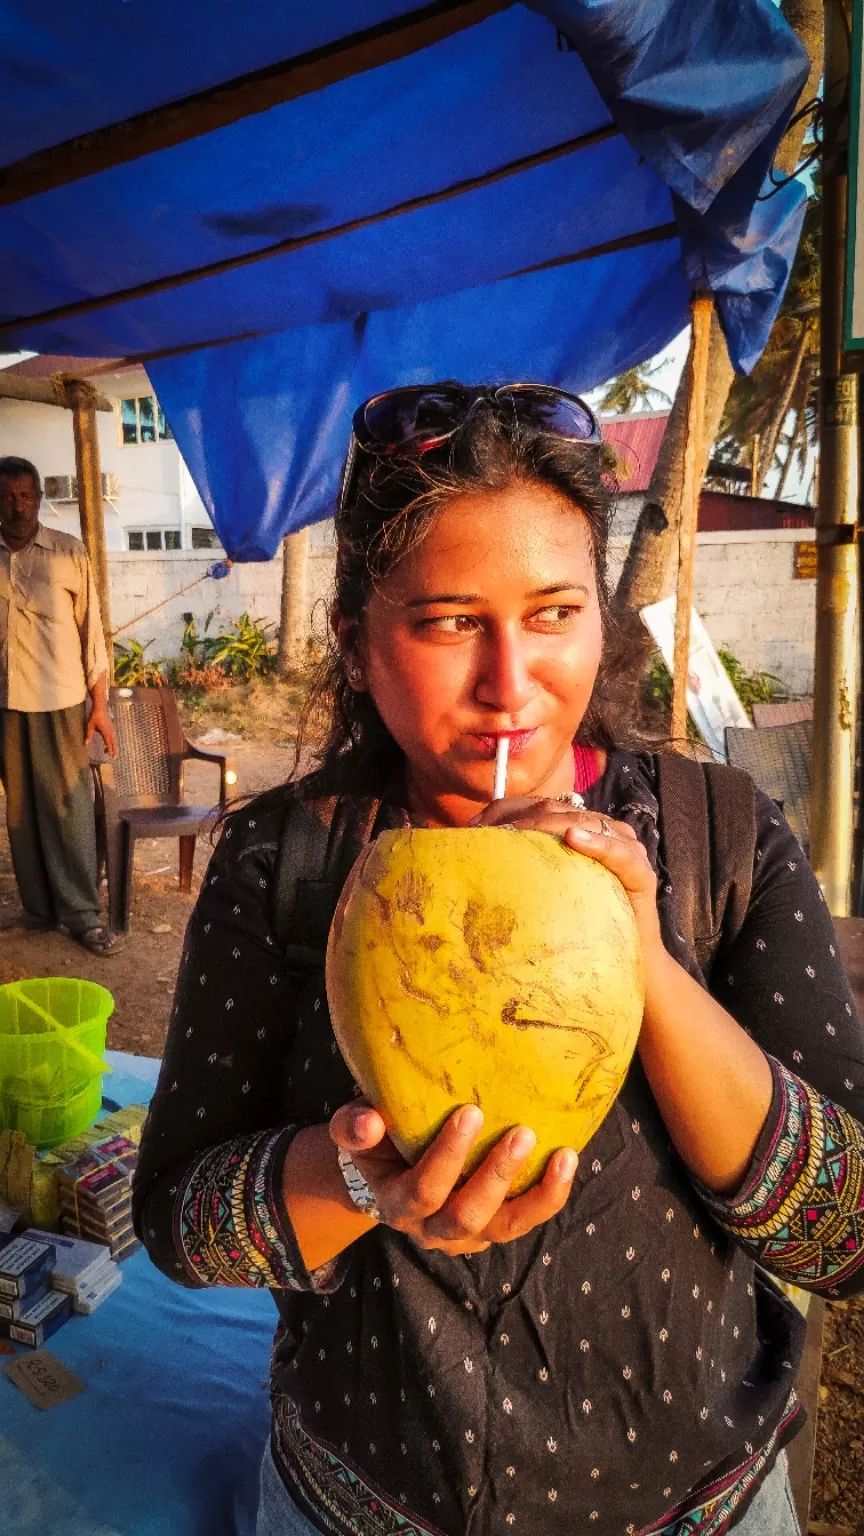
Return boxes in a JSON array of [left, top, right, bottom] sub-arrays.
[[133, 752, 864, 1536]]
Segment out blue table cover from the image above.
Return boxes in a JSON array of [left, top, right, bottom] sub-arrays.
[[0, 1052, 274, 1536]]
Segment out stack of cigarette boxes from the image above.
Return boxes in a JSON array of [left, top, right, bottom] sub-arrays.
[[0, 1232, 72, 1347], [23, 1228, 122, 1315], [56, 1135, 140, 1263]]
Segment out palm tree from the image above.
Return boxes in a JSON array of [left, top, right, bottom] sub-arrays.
[[599, 360, 672, 415]]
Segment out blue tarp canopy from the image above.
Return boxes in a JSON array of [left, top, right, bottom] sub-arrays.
[[0, 1, 808, 559]]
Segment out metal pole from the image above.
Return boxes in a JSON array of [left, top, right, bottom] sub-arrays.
[[64, 377, 114, 678], [810, 0, 858, 915], [671, 294, 714, 747]]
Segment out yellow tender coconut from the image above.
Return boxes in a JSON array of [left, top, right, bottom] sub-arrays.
[[326, 827, 644, 1194]]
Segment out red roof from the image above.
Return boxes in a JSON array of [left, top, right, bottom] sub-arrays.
[[698, 491, 812, 531], [601, 411, 668, 492]]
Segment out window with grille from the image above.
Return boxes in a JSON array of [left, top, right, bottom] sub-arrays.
[[190, 526, 221, 550], [126, 529, 182, 551], [119, 396, 174, 445]]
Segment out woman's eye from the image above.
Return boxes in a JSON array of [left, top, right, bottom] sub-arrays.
[[423, 614, 477, 634], [532, 604, 582, 627]]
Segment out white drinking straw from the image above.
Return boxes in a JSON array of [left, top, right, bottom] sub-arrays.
[[493, 735, 510, 801]]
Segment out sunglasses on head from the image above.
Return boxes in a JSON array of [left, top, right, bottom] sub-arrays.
[[337, 383, 601, 514]]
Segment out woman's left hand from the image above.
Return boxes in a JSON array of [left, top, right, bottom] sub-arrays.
[[470, 797, 666, 980]]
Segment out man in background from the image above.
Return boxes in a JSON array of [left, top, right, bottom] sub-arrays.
[[0, 455, 122, 954]]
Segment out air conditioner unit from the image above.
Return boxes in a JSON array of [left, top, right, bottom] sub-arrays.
[[44, 474, 77, 502], [43, 473, 120, 502]]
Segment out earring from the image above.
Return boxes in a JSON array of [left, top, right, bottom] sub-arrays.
[[347, 664, 362, 686]]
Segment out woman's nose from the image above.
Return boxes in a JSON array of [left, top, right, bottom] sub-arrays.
[[474, 632, 536, 714]]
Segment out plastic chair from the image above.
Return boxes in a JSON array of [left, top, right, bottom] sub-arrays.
[[724, 719, 811, 852], [90, 686, 239, 931], [750, 698, 813, 728]]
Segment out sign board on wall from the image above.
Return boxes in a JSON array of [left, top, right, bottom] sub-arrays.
[[847, 0, 864, 353], [793, 541, 817, 579]]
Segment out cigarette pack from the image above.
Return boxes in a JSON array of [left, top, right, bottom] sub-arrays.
[[7, 1288, 73, 1348], [0, 1282, 48, 1321], [95, 1105, 147, 1145], [73, 1263, 122, 1315], [87, 1136, 138, 1176], [0, 1235, 56, 1299], [22, 1229, 112, 1295], [41, 1129, 101, 1167], [62, 1213, 136, 1259], [57, 1162, 132, 1217]]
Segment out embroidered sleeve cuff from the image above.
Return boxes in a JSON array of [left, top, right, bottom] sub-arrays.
[[174, 1128, 346, 1293], [697, 1057, 864, 1295]]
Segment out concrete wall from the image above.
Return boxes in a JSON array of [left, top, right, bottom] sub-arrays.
[[109, 540, 337, 662], [607, 528, 815, 696], [108, 524, 816, 696]]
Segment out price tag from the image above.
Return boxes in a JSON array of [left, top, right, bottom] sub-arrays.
[[4, 1348, 84, 1411]]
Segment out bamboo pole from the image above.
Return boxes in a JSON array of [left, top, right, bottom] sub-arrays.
[[750, 433, 760, 498], [810, 0, 858, 916], [277, 527, 311, 675], [63, 377, 113, 679], [670, 294, 714, 747]]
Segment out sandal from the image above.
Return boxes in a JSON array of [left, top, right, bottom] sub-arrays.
[[74, 926, 125, 957]]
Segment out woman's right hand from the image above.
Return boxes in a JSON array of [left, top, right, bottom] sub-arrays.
[[328, 1101, 578, 1255]]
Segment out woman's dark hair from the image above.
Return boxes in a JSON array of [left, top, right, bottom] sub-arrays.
[[299, 388, 626, 795]]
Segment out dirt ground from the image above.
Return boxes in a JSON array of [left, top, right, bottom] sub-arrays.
[[0, 737, 295, 1053], [809, 1293, 864, 1534], [0, 704, 862, 1531]]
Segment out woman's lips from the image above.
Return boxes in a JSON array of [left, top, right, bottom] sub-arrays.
[[469, 729, 538, 758]]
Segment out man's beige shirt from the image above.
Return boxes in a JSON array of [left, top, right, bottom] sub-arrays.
[[0, 525, 109, 712]]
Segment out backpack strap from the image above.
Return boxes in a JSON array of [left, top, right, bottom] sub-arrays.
[[273, 791, 384, 973], [655, 754, 757, 982]]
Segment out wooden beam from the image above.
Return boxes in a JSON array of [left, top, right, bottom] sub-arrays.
[[0, 0, 509, 205], [0, 374, 113, 411], [64, 379, 113, 674], [2, 219, 676, 363], [0, 123, 618, 337], [671, 294, 714, 747]]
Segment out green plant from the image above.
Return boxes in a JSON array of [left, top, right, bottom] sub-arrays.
[[642, 646, 789, 727], [113, 638, 165, 687], [715, 648, 789, 714], [204, 612, 276, 680]]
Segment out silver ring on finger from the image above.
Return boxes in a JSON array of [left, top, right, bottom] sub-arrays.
[[554, 792, 585, 809], [599, 816, 613, 838]]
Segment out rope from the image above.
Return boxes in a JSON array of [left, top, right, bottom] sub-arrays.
[[111, 560, 232, 640]]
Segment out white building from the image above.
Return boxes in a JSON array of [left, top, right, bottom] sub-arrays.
[[0, 354, 221, 553]]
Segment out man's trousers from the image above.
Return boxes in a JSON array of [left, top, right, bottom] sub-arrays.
[[0, 704, 100, 935]]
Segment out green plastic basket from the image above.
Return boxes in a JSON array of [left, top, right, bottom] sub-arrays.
[[0, 979, 114, 1149]]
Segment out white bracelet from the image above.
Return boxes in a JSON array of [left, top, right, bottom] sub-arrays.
[[336, 1147, 382, 1222]]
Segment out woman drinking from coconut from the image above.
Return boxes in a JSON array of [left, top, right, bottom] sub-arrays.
[[134, 385, 864, 1536]]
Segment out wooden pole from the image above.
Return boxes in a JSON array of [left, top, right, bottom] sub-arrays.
[[277, 527, 311, 675], [63, 377, 113, 679], [670, 294, 714, 748], [750, 433, 760, 498]]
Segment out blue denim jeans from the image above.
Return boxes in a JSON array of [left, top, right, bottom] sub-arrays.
[[255, 1444, 800, 1536]]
